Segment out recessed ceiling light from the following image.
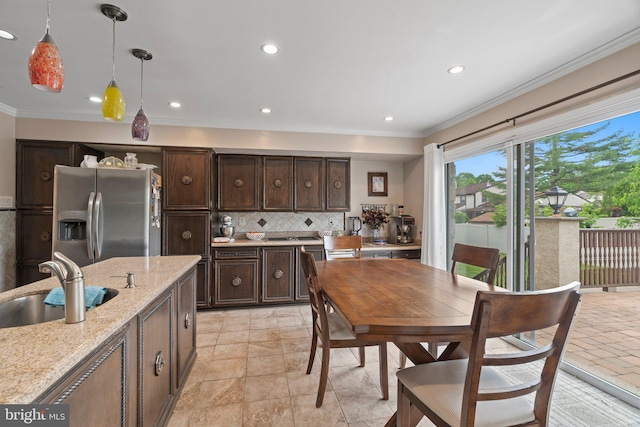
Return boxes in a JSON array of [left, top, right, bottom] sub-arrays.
[[260, 108, 272, 114], [384, 116, 394, 121], [448, 65, 465, 74], [0, 29, 16, 40], [261, 44, 279, 55], [169, 101, 181, 108], [88, 96, 102, 103]]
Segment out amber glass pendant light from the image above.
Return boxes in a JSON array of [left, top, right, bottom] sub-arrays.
[[28, 0, 64, 92], [131, 49, 152, 141], [101, 4, 127, 121]]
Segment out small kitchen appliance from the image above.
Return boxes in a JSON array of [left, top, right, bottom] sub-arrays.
[[348, 217, 362, 236], [388, 216, 417, 244], [220, 215, 235, 240]]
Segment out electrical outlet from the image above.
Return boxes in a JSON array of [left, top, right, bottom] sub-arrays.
[[239, 216, 246, 226], [0, 196, 13, 208]]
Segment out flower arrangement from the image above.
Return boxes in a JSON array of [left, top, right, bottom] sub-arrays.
[[362, 208, 389, 230]]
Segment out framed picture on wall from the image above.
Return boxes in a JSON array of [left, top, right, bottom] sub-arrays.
[[368, 172, 388, 196]]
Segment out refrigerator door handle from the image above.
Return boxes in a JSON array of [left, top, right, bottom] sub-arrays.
[[86, 192, 95, 260], [93, 192, 103, 260]]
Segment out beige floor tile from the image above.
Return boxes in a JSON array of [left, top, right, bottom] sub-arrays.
[[281, 337, 313, 353], [249, 307, 278, 319], [221, 319, 252, 332], [284, 350, 312, 373], [166, 409, 192, 427], [249, 328, 280, 342], [197, 320, 222, 334], [286, 370, 330, 396], [290, 391, 348, 427], [279, 326, 311, 339], [204, 357, 246, 381], [243, 397, 295, 427], [248, 340, 283, 358], [195, 378, 245, 408], [250, 317, 280, 330], [173, 379, 201, 412], [217, 330, 250, 344], [196, 332, 219, 347], [276, 306, 307, 317], [247, 353, 286, 376], [333, 387, 393, 424], [328, 364, 376, 391], [244, 373, 289, 402], [277, 315, 308, 328], [325, 347, 360, 367], [189, 403, 243, 427], [212, 343, 249, 360]]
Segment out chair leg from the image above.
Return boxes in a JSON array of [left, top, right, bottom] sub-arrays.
[[397, 381, 411, 427], [399, 351, 407, 368], [316, 343, 330, 408], [379, 342, 388, 400], [358, 346, 365, 367], [306, 330, 318, 374]]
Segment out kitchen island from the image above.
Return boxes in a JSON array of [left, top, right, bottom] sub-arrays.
[[0, 255, 200, 426]]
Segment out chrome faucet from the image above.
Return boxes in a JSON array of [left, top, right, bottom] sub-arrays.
[[39, 252, 86, 324]]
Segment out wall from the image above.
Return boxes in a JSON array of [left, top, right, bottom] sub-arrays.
[[0, 111, 16, 290]]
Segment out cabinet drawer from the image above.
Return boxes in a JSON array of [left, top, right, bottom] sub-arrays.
[[215, 259, 259, 306], [214, 248, 259, 259], [163, 212, 210, 256], [391, 250, 421, 259]]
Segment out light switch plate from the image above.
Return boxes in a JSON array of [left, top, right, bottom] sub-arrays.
[[0, 196, 13, 208]]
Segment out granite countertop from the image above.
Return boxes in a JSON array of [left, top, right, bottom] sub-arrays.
[[0, 255, 201, 404], [211, 235, 421, 251]]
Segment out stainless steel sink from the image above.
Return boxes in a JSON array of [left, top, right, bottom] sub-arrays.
[[0, 288, 119, 329]]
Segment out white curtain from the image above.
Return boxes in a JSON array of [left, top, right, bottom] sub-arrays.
[[421, 143, 447, 269]]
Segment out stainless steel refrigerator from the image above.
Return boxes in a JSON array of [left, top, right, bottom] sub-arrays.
[[52, 165, 161, 267]]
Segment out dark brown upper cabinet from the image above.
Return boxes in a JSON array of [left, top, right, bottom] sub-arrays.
[[326, 158, 350, 211], [263, 157, 294, 211], [163, 148, 213, 211], [294, 157, 325, 211], [217, 155, 262, 211]]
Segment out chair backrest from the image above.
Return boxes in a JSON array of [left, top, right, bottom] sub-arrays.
[[461, 281, 582, 425], [299, 247, 330, 340], [451, 243, 500, 285], [323, 235, 362, 260]]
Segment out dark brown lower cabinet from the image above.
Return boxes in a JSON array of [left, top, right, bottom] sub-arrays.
[[139, 289, 174, 427], [215, 259, 259, 306], [36, 266, 197, 427], [262, 246, 295, 303], [37, 324, 137, 427], [296, 246, 324, 301]]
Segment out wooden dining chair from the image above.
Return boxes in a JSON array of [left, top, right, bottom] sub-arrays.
[[323, 235, 362, 260], [396, 281, 581, 427], [400, 242, 502, 368], [451, 242, 501, 285], [299, 247, 389, 407]]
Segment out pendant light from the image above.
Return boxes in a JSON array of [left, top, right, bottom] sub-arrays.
[[101, 4, 127, 121], [131, 49, 152, 141], [28, 0, 64, 92]]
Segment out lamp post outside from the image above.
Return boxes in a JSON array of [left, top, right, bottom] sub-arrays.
[[545, 185, 569, 215]]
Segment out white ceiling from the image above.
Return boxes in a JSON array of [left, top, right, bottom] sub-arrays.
[[1, 1, 639, 139]]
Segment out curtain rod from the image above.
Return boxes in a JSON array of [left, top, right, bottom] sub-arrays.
[[436, 68, 640, 149]]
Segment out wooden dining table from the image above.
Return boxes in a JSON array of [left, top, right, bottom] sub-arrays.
[[316, 257, 505, 426]]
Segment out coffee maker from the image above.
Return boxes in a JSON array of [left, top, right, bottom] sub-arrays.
[[348, 217, 362, 236], [388, 216, 417, 244]]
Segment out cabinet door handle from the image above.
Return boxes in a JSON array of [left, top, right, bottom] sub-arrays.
[[154, 351, 166, 376], [40, 231, 51, 242], [181, 230, 192, 240], [234, 178, 244, 187], [304, 180, 312, 188], [184, 312, 191, 329], [182, 175, 193, 185], [334, 180, 342, 189], [273, 269, 283, 279], [273, 179, 282, 188], [40, 171, 52, 181], [231, 276, 242, 287]]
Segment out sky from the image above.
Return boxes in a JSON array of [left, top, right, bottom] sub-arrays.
[[455, 110, 640, 177]]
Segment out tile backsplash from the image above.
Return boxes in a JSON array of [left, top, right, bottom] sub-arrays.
[[0, 210, 16, 292], [218, 212, 345, 235]]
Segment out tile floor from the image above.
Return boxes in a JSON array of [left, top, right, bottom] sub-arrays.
[[167, 304, 640, 427]]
